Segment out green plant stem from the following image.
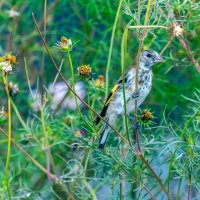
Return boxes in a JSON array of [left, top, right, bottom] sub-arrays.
[[40, 105, 53, 180], [10, 99, 31, 135], [167, 109, 199, 193], [105, 0, 123, 100], [52, 59, 64, 86], [67, 50, 95, 129], [187, 172, 192, 200], [82, 179, 97, 200], [129, 25, 167, 29], [134, 40, 143, 153], [121, 20, 137, 154], [144, 0, 153, 25], [3, 74, 12, 200], [138, 0, 140, 24], [140, 155, 172, 200], [176, 177, 182, 200], [128, 1, 172, 199], [106, 150, 157, 200], [41, 0, 47, 104], [82, 150, 97, 200], [119, 173, 125, 200], [87, 81, 93, 121], [24, 57, 33, 98], [10, 98, 58, 178], [0, 128, 57, 180], [67, 50, 75, 87], [120, 145, 126, 200], [67, 50, 82, 115], [133, 0, 153, 153]]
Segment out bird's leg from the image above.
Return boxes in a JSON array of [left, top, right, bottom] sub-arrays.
[[128, 116, 140, 129]]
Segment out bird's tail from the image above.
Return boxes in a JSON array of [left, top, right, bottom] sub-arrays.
[[99, 114, 117, 149]]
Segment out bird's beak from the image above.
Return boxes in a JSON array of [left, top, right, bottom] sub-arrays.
[[154, 55, 164, 63]]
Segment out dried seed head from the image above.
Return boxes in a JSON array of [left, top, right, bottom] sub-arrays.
[[0, 62, 13, 74], [8, 82, 19, 96], [56, 36, 72, 52], [140, 110, 153, 123], [77, 65, 92, 79], [167, 23, 184, 38], [94, 75, 105, 88], [7, 7, 20, 18], [61, 36, 68, 43], [0, 53, 16, 74], [65, 117, 72, 126], [4, 53, 16, 64]]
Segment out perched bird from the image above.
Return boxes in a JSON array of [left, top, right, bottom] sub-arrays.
[[94, 50, 164, 149]]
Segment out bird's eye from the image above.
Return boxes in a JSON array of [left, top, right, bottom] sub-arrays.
[[146, 54, 151, 57]]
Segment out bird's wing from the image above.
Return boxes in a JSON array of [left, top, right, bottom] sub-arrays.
[[94, 66, 135, 125], [94, 83, 120, 124]]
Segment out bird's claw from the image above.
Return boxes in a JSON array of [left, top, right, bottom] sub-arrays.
[[132, 92, 139, 99], [132, 122, 140, 129]]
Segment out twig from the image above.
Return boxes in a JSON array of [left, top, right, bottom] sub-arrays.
[[52, 59, 64, 86], [179, 39, 200, 73], [187, 172, 192, 200], [3, 74, 12, 200], [160, 37, 174, 56], [129, 25, 166, 29], [41, 0, 47, 104]]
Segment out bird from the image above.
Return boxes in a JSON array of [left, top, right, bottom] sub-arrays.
[[94, 50, 164, 149]]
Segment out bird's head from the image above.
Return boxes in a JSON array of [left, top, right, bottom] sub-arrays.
[[140, 50, 164, 69]]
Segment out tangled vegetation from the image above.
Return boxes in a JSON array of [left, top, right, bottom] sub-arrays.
[[0, 0, 200, 199]]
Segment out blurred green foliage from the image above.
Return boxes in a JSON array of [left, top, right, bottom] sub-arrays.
[[0, 0, 200, 199]]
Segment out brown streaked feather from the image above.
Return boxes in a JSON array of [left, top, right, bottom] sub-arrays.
[[94, 84, 120, 124]]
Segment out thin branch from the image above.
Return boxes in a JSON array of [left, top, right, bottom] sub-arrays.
[[187, 173, 192, 200], [3, 74, 12, 200], [41, 0, 47, 104], [129, 25, 167, 29]]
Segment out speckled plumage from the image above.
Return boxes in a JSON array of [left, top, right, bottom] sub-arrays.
[[95, 50, 164, 149]]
